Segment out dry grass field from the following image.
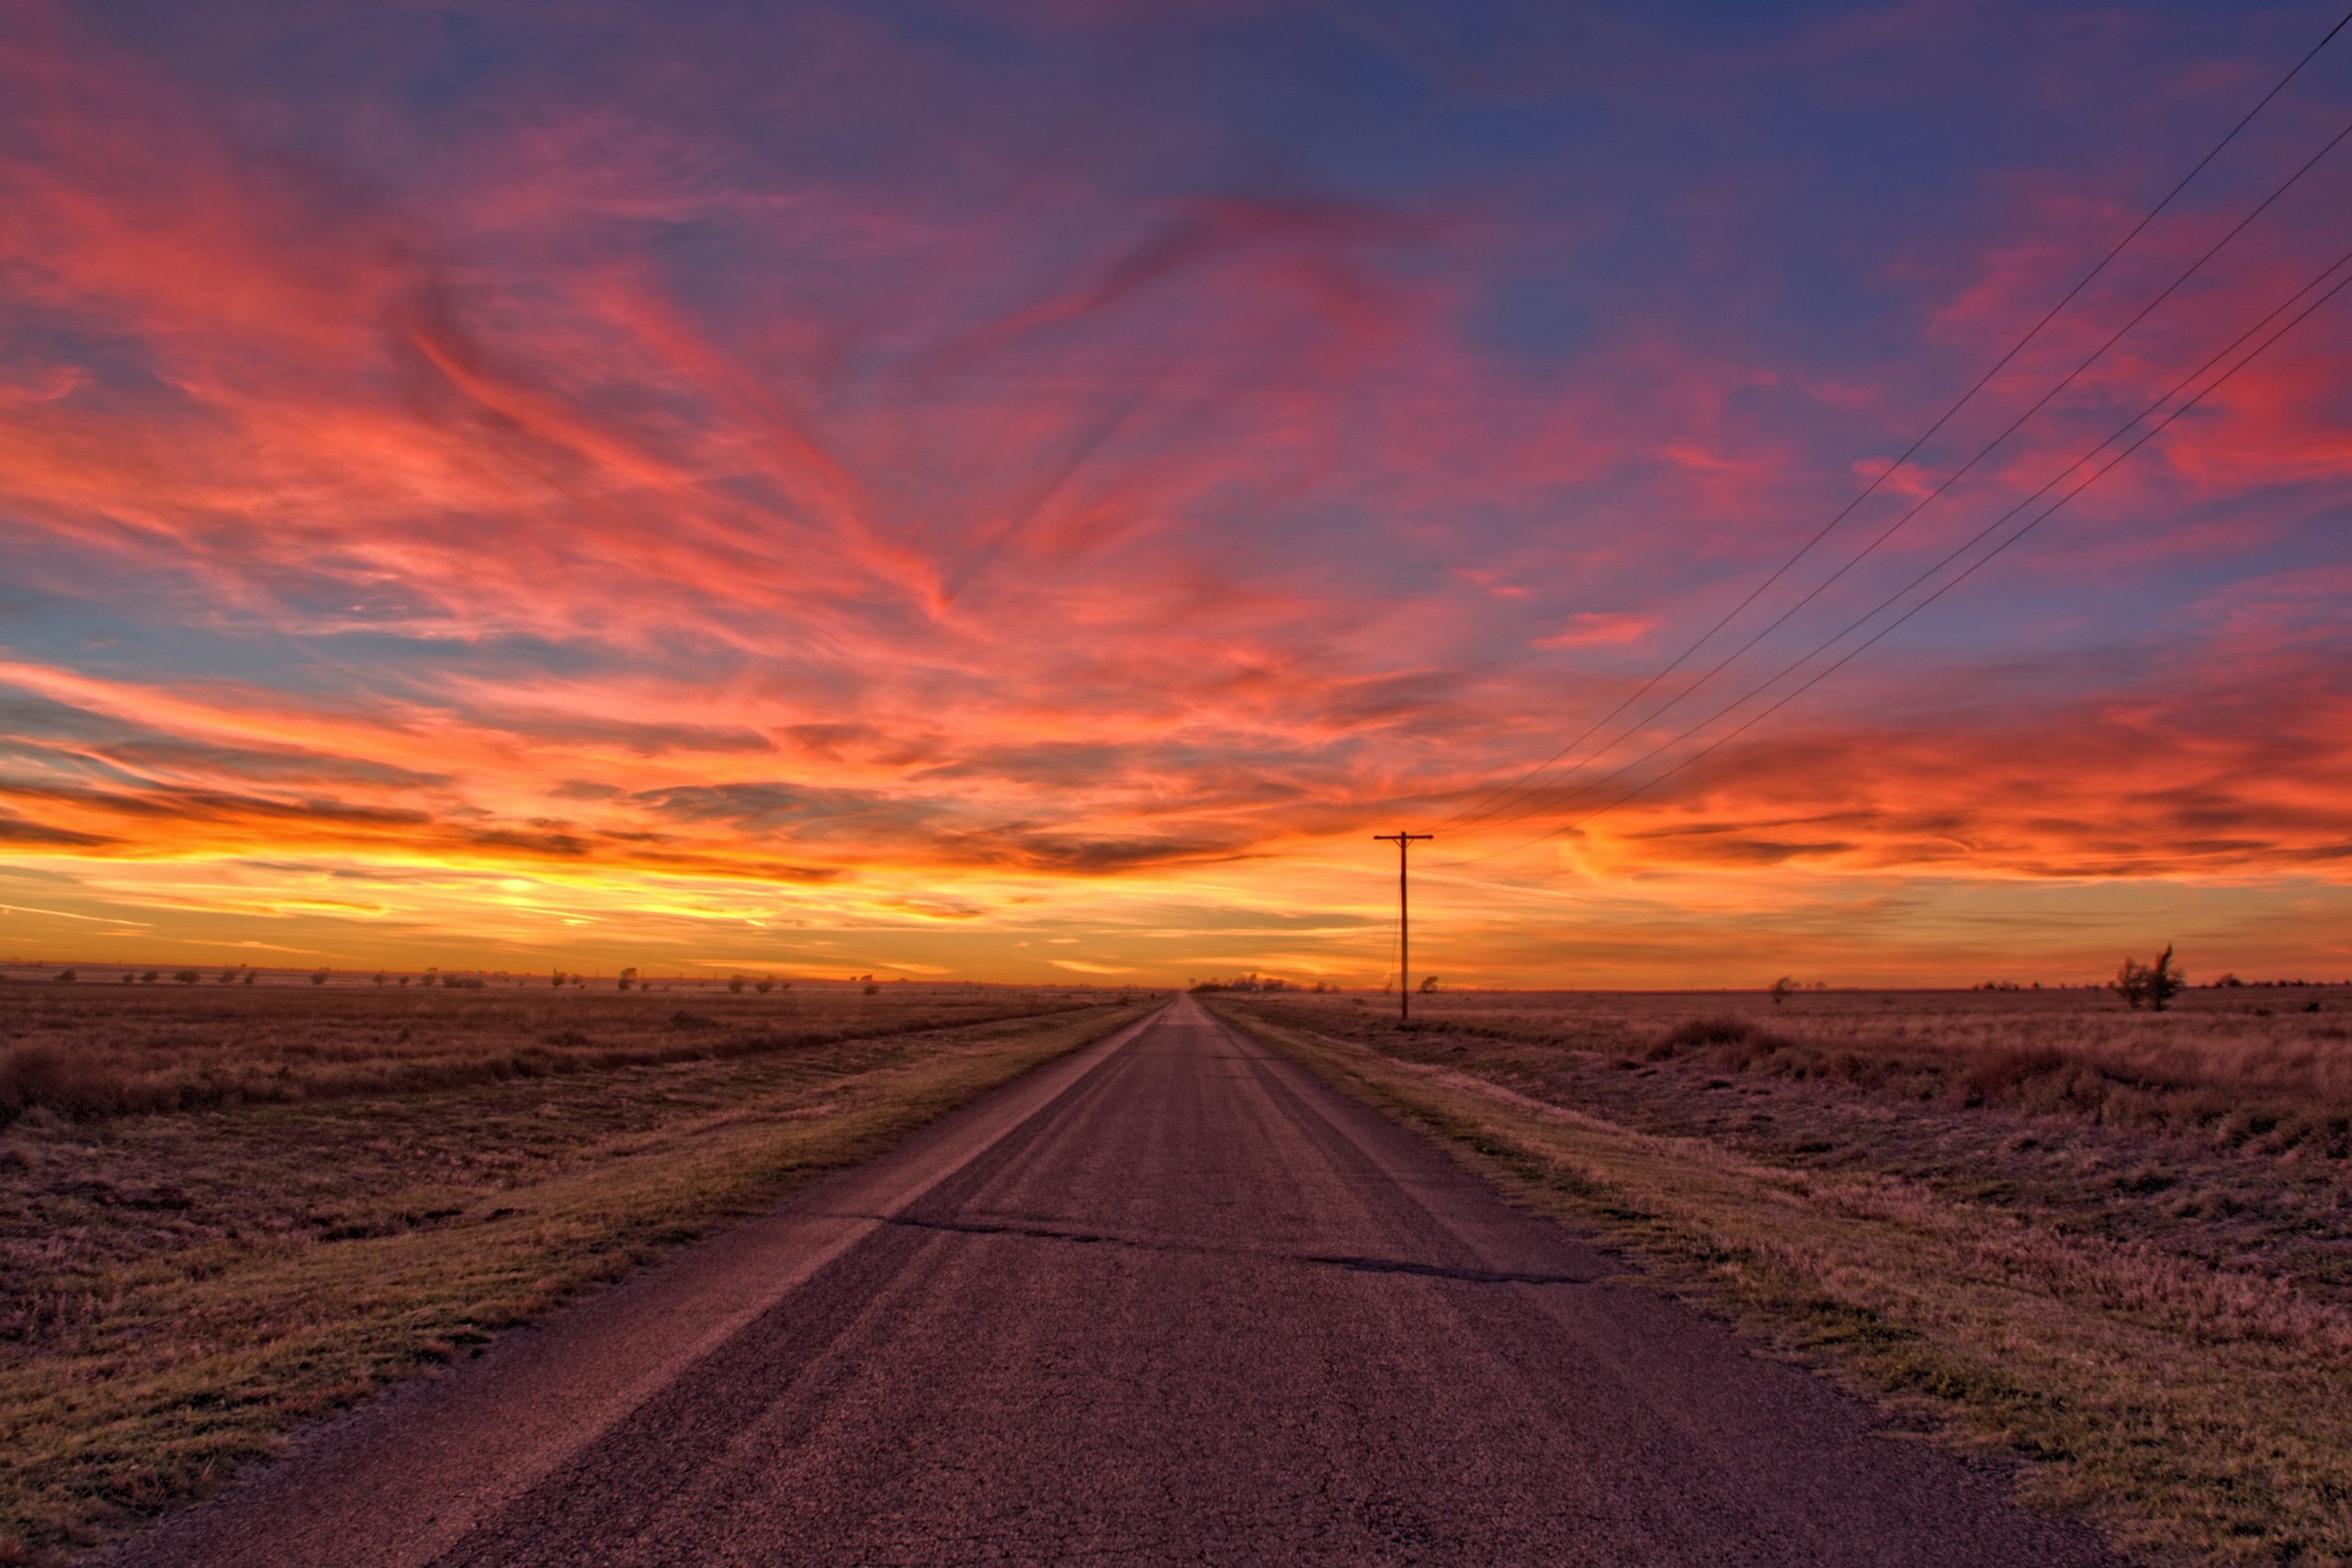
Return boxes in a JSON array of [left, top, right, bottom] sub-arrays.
[[1208, 985, 2352, 1567], [0, 973, 1157, 1563], [0, 968, 1123, 1122]]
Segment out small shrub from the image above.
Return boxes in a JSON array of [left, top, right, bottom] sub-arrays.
[[53, 970, 75, 983], [2115, 945, 2185, 1010], [175, 970, 200, 985], [1957, 1046, 2071, 1106], [0, 1044, 130, 1122], [1665, 1016, 1758, 1048]]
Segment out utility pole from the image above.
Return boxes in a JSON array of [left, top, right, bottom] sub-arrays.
[[1373, 830, 1432, 1023]]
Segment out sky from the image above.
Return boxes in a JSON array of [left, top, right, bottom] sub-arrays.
[[2, 0, 2349, 987]]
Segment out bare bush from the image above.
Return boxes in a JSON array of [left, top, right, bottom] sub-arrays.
[[2115, 945, 2185, 1011]]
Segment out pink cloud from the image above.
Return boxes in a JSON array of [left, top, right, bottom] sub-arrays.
[[1531, 613, 1657, 650]]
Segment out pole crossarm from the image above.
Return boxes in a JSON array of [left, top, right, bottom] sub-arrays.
[[1373, 831, 1432, 1022]]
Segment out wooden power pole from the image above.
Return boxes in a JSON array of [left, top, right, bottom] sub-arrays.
[[1373, 830, 1432, 1022]]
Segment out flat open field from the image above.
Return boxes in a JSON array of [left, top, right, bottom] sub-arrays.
[[1206, 985, 2352, 1565], [0, 975, 1158, 1563]]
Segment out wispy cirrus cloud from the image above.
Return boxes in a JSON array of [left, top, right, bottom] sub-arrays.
[[0, 0, 2346, 982]]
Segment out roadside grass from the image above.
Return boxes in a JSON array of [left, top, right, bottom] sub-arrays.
[[1338, 986, 2352, 1156], [0, 996, 1154, 1563], [1207, 996, 2352, 1567]]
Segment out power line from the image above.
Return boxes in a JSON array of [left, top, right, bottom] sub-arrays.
[[1437, 241, 2352, 872], [1447, 101, 2352, 844], [1432, 6, 2352, 836], [1443, 243, 2352, 867], [1448, 97, 2352, 846]]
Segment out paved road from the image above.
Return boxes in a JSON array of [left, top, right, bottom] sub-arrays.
[[112, 996, 2121, 1566]]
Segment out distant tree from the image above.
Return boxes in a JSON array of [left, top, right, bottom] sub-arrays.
[[141, 971, 158, 984], [423, 967, 440, 988], [1419, 975, 1440, 994], [373, 972, 388, 987], [753, 979, 774, 994], [862, 982, 881, 996], [551, 970, 567, 988], [2214, 973, 2245, 987], [175, 969, 200, 984], [218, 967, 238, 984], [2114, 945, 2185, 1011], [242, 970, 255, 985], [311, 969, 330, 986], [618, 965, 639, 992], [729, 976, 746, 994], [1769, 976, 1795, 1005], [398, 974, 412, 987], [53, 969, 74, 983]]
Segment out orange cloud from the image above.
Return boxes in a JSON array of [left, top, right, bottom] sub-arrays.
[[1, 0, 2347, 986]]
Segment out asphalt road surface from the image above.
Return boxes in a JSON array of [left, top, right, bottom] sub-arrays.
[[110, 996, 2122, 1566]]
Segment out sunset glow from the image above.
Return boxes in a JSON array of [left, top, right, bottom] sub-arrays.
[[4, 0, 2350, 985]]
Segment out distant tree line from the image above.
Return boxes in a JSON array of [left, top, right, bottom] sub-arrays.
[[1190, 973, 1339, 994]]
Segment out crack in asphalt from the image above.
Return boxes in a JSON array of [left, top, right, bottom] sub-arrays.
[[877, 1211, 1600, 1285]]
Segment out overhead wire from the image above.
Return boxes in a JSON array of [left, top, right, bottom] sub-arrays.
[[1453, 116, 2352, 843], [1430, 6, 2352, 837], [1433, 237, 2352, 873]]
